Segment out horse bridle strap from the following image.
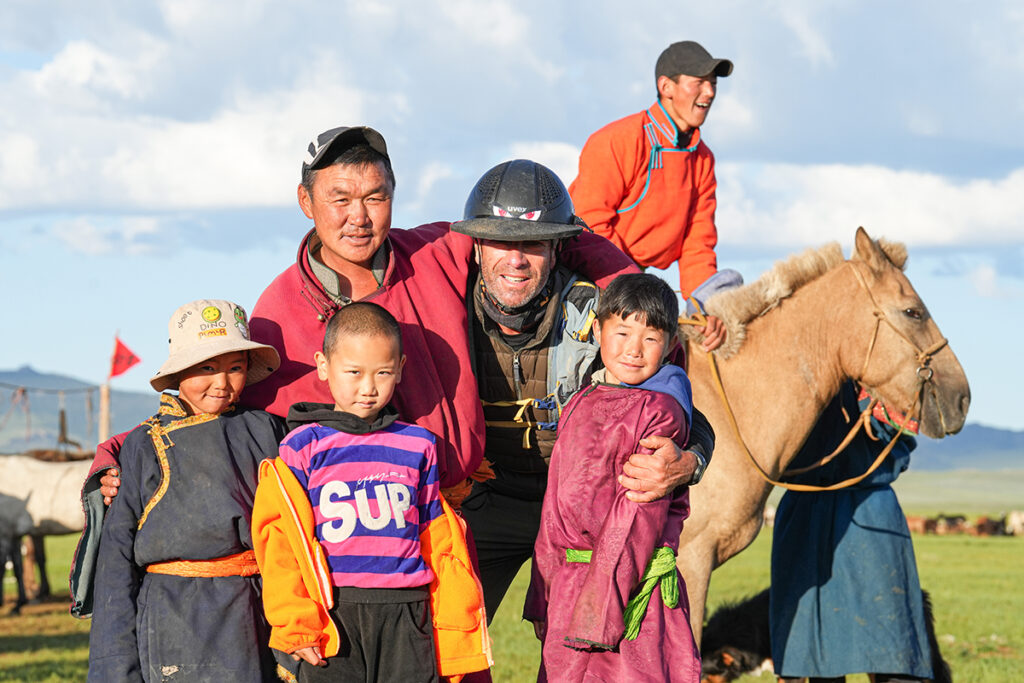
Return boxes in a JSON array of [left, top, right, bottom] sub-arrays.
[[846, 262, 955, 436], [846, 262, 948, 381]]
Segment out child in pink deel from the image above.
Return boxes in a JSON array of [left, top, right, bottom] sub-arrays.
[[525, 273, 700, 682]]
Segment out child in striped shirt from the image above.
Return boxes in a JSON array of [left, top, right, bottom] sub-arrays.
[[252, 302, 488, 682]]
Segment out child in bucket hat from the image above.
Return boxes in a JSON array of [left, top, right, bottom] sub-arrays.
[[149, 298, 280, 397], [88, 299, 289, 682]]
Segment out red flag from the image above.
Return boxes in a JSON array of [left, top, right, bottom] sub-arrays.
[[109, 337, 141, 379]]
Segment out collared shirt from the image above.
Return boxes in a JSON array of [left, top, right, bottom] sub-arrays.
[[306, 232, 389, 305]]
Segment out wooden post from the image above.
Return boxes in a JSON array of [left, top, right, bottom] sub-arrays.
[[21, 537, 39, 600], [98, 382, 110, 444]]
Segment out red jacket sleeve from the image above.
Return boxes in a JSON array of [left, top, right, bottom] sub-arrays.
[[558, 229, 640, 288], [90, 431, 129, 477]]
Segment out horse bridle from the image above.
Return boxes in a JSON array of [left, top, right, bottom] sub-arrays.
[[682, 260, 952, 492], [845, 261, 954, 435]]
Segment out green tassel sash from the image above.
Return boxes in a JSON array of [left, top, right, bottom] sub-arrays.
[[565, 545, 678, 640]]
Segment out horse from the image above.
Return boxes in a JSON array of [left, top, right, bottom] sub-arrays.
[[678, 228, 970, 642], [0, 492, 33, 612], [0, 454, 90, 611]]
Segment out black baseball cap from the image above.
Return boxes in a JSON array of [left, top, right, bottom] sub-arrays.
[[656, 41, 733, 80], [301, 126, 389, 175]]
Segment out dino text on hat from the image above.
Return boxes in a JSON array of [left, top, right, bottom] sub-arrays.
[[302, 125, 389, 176], [150, 299, 280, 392], [656, 41, 733, 80]]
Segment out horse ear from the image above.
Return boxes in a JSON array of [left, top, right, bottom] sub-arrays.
[[853, 226, 887, 275]]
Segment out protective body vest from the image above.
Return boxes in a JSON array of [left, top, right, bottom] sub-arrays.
[[471, 266, 600, 477]]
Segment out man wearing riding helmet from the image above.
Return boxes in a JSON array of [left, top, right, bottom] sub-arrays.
[[452, 159, 716, 618]]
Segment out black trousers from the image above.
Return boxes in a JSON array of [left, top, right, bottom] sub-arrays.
[[460, 483, 544, 622], [299, 586, 438, 683]]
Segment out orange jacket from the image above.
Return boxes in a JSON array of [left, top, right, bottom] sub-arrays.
[[569, 101, 719, 297], [251, 457, 492, 679]]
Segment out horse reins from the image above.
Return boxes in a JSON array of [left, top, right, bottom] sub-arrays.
[[681, 261, 949, 492]]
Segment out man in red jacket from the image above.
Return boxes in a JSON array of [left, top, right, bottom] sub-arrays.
[[241, 128, 641, 495], [570, 40, 733, 351]]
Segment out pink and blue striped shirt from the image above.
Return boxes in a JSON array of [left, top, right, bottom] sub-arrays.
[[279, 419, 443, 589]]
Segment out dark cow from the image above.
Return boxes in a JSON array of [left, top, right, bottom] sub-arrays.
[[701, 589, 772, 683], [700, 588, 951, 683], [906, 515, 937, 535], [970, 515, 1007, 536], [934, 514, 968, 535]]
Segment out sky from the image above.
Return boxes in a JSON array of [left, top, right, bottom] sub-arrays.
[[1, 0, 1022, 431]]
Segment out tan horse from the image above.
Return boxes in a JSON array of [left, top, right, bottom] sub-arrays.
[[678, 227, 970, 641]]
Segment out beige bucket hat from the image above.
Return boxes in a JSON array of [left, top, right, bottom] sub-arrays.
[[150, 299, 281, 392]]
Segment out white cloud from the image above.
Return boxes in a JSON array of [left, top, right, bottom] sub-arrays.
[[1, 52, 369, 210], [505, 141, 581, 186], [0, 132, 41, 190], [349, 0, 397, 22], [31, 38, 166, 105], [706, 93, 756, 140], [49, 216, 161, 255], [437, 0, 528, 48], [968, 263, 1024, 298], [774, 3, 835, 68], [969, 264, 1000, 297], [433, 0, 563, 83], [718, 163, 1024, 248], [408, 161, 456, 212]]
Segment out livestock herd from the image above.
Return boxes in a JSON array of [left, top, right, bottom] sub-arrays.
[[905, 511, 1024, 537], [762, 505, 1024, 537]]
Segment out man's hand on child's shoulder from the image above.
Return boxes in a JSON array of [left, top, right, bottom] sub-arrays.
[[619, 436, 695, 503], [100, 468, 120, 506]]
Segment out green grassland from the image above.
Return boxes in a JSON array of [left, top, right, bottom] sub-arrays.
[[0, 535, 90, 682], [486, 531, 1024, 682], [892, 468, 1024, 515], [3, 469, 1023, 681]]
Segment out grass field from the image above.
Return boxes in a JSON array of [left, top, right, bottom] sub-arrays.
[[486, 530, 1024, 682], [3, 470, 1022, 681]]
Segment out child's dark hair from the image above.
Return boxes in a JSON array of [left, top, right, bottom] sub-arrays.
[[323, 302, 403, 356], [597, 273, 679, 336]]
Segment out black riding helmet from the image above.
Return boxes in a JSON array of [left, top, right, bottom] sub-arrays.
[[451, 159, 584, 241]]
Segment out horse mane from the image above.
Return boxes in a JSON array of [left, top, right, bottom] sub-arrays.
[[686, 235, 907, 358]]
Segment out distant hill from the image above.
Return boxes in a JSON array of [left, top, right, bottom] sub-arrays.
[[911, 424, 1024, 471], [2, 367, 1022, 469], [0, 366, 155, 453]]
